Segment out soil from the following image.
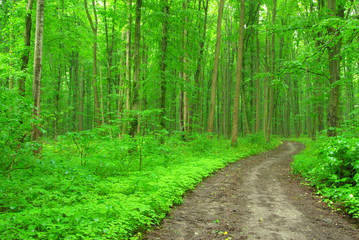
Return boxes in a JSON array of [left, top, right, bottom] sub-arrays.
[[144, 141, 359, 240]]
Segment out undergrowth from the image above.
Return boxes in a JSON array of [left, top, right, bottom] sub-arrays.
[[291, 134, 359, 218], [0, 131, 280, 239]]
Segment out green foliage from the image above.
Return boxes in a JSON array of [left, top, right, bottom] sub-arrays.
[[0, 131, 280, 239], [0, 87, 38, 178], [292, 135, 359, 218]]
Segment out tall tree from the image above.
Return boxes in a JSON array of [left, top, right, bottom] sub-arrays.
[[104, 0, 117, 124], [123, 0, 132, 136], [265, 0, 277, 143], [182, 0, 190, 133], [207, 0, 225, 138], [129, 0, 142, 137], [31, 0, 45, 153], [327, 0, 343, 137], [231, 0, 245, 146], [84, 0, 101, 126], [160, 0, 169, 130], [19, 0, 35, 96]]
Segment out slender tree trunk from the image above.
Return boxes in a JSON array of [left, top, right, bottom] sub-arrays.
[[160, 0, 169, 130], [255, 28, 260, 132], [293, 76, 301, 137], [327, 0, 342, 137], [207, 0, 225, 138], [99, 62, 105, 125], [123, 0, 132, 136], [72, 52, 79, 132], [306, 69, 312, 137], [19, 0, 35, 96], [183, 0, 190, 134], [104, 0, 117, 124], [84, 0, 100, 126], [194, 0, 209, 133], [54, 63, 61, 139], [231, 0, 245, 146], [78, 66, 84, 132], [265, 0, 277, 143], [263, 15, 269, 134], [129, 0, 142, 137], [242, 83, 251, 135], [286, 74, 292, 137], [31, 0, 45, 154]]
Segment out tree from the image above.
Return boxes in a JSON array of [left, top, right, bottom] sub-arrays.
[[160, 0, 169, 131], [31, 0, 45, 153], [326, 0, 343, 137], [19, 0, 35, 96], [84, 0, 101, 126], [231, 0, 245, 146], [129, 0, 142, 137], [207, 0, 225, 138], [265, 0, 277, 143]]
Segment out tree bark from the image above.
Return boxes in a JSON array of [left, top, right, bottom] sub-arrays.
[[265, 0, 277, 143], [255, 27, 260, 133], [327, 0, 342, 137], [19, 0, 35, 96], [129, 0, 142, 137], [160, 0, 169, 130], [182, 0, 190, 134], [122, 0, 132, 136], [84, 0, 101, 126], [31, 0, 45, 154], [207, 0, 225, 138], [194, 0, 209, 134], [104, 0, 117, 124], [78, 66, 84, 132], [231, 0, 245, 146]]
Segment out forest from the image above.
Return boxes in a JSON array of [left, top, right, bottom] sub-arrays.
[[0, 0, 359, 238]]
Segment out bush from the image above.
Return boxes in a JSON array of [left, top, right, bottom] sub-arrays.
[[292, 135, 359, 218], [0, 87, 37, 179]]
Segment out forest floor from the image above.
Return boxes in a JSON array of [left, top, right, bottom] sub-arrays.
[[144, 142, 359, 240]]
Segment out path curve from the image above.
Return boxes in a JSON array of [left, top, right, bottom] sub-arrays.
[[145, 142, 359, 240]]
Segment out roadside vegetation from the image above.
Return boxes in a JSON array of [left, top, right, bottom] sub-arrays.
[[291, 121, 359, 218], [0, 130, 280, 239]]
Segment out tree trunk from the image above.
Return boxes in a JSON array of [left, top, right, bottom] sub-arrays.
[[54, 63, 61, 139], [327, 0, 342, 137], [242, 82, 251, 135], [231, 0, 245, 146], [194, 0, 209, 133], [160, 0, 169, 130], [104, 0, 117, 124], [129, 0, 142, 137], [182, 0, 190, 134], [78, 66, 84, 132], [255, 27, 260, 132], [19, 0, 35, 96], [123, 0, 132, 136], [31, 0, 45, 154], [72, 52, 79, 131], [99, 62, 105, 125], [84, 0, 100, 126], [306, 69, 312, 137], [207, 0, 225, 138], [263, 13, 269, 135], [265, 0, 276, 143]]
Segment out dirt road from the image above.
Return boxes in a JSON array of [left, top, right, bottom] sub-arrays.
[[145, 142, 359, 240]]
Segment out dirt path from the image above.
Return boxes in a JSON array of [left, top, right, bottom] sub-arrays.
[[145, 142, 359, 240]]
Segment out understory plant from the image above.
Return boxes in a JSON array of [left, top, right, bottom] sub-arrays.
[[0, 130, 280, 239], [292, 132, 359, 218]]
